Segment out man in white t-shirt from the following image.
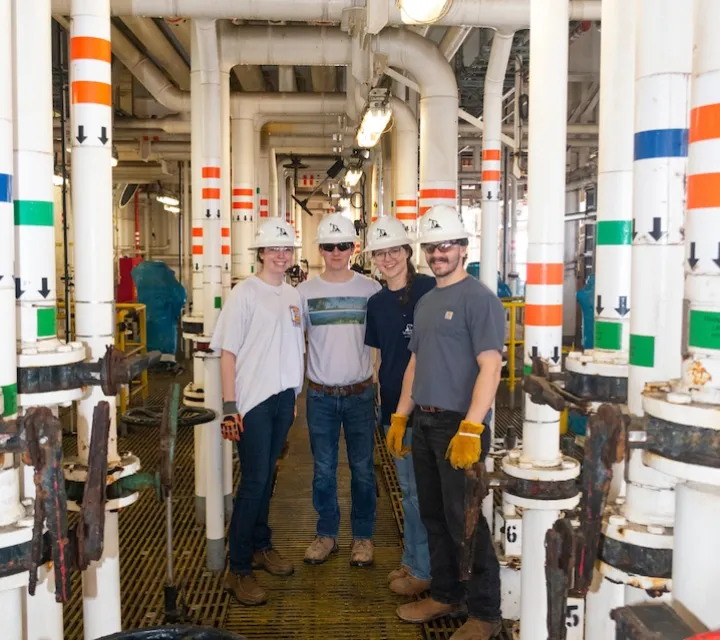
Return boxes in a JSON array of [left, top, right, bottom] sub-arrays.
[[210, 219, 305, 606], [298, 213, 382, 567]]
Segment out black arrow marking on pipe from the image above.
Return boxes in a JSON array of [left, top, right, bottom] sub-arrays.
[[15, 278, 23, 299], [649, 217, 664, 242], [688, 242, 699, 269], [0, 275, 3, 282], [713, 243, 720, 269], [38, 278, 51, 298], [205, 209, 211, 218], [76, 126, 86, 144], [99, 127, 109, 145], [551, 347, 560, 364], [194, 262, 199, 271], [615, 296, 630, 317], [596, 295, 604, 315], [531, 346, 538, 360], [632, 219, 637, 241], [216, 209, 221, 219]]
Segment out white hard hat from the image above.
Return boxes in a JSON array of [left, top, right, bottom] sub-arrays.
[[363, 216, 413, 253], [315, 212, 358, 244], [249, 218, 300, 249], [417, 205, 472, 244]]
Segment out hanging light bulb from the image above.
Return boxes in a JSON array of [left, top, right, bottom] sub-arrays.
[[156, 191, 180, 206], [398, 0, 452, 23], [344, 168, 363, 187], [356, 104, 392, 148]]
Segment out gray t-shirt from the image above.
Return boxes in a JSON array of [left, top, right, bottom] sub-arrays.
[[408, 276, 506, 414]]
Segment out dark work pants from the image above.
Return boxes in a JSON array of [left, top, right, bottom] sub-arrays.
[[412, 409, 501, 622], [229, 388, 296, 575]]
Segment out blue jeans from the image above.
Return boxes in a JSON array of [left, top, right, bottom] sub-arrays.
[[384, 423, 431, 582], [306, 385, 377, 539], [229, 389, 296, 575]]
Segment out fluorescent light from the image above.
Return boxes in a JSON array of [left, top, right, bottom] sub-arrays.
[[356, 105, 392, 149], [344, 168, 363, 187], [338, 197, 350, 209], [164, 205, 180, 214], [53, 173, 65, 186], [399, 0, 451, 23], [157, 193, 179, 206]]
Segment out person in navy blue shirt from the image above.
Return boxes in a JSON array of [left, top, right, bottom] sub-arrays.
[[364, 217, 435, 597]]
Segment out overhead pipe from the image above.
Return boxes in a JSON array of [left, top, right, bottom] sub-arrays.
[[640, 0, 720, 630], [50, 0, 602, 27], [390, 97, 418, 235], [437, 25, 472, 60], [502, 3, 580, 639], [194, 18, 225, 572], [381, 135, 393, 216], [70, 0, 132, 636]]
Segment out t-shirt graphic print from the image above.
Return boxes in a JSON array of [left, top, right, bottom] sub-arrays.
[[307, 296, 370, 326]]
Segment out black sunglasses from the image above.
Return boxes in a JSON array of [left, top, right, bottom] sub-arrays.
[[320, 242, 354, 252]]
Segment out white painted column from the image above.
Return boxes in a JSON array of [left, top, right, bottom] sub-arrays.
[[391, 98, 418, 237], [258, 132, 269, 220], [194, 18, 225, 571], [70, 0, 128, 634], [371, 153, 380, 223], [505, 4, 580, 639], [231, 118, 256, 281], [382, 134, 393, 217]]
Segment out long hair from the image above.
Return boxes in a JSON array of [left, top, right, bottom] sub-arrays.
[[398, 245, 416, 306]]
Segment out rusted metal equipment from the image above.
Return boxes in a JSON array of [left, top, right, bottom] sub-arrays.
[[460, 461, 491, 581]]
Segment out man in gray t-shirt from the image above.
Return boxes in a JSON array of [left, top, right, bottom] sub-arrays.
[[389, 205, 505, 640]]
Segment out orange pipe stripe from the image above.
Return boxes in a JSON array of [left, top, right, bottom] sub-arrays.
[[483, 149, 501, 161], [233, 188, 253, 196], [419, 206, 430, 215], [687, 173, 720, 209], [482, 171, 501, 182], [526, 263, 564, 285], [221, 246, 230, 255], [71, 37, 111, 63], [525, 304, 563, 326], [221, 228, 230, 237], [192, 228, 203, 237], [396, 199, 417, 207], [71, 81, 111, 106], [192, 246, 203, 255], [202, 167, 221, 178], [396, 213, 417, 221], [419, 189, 456, 199], [260, 199, 268, 205], [233, 202, 252, 209], [202, 188, 221, 199], [690, 104, 720, 143], [259, 212, 269, 217]]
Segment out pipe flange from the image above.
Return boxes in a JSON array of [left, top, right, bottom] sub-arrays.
[[643, 387, 720, 431], [497, 554, 522, 572], [502, 451, 581, 482], [64, 452, 141, 484], [196, 349, 219, 360], [502, 491, 580, 511], [17, 340, 86, 368], [564, 363, 628, 404], [0, 567, 30, 592], [183, 382, 205, 405], [598, 560, 672, 594], [18, 387, 85, 408], [0, 521, 33, 550], [566, 349, 629, 378], [67, 491, 139, 513], [645, 452, 720, 487], [602, 510, 674, 550]]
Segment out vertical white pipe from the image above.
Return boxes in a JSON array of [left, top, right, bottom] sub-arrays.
[[628, 0, 691, 417], [231, 117, 256, 280], [673, 482, 720, 628], [278, 66, 295, 92], [269, 147, 279, 217], [82, 511, 121, 638], [0, 587, 22, 640], [182, 160, 192, 305], [382, 134, 393, 217], [585, 571, 625, 640], [194, 18, 225, 571], [520, 509, 560, 640], [480, 32, 513, 295], [371, 155, 380, 222], [258, 133, 269, 219], [70, 0, 123, 634], [390, 97, 418, 236], [593, 2, 635, 356], [522, 0, 568, 466], [24, 564, 64, 640]]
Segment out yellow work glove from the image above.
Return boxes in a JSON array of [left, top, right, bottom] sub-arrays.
[[446, 420, 485, 469], [387, 414, 410, 459]]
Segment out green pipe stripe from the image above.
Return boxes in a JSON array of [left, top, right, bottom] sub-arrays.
[[37, 307, 56, 338], [597, 220, 632, 246], [523, 364, 532, 376], [1, 383, 17, 417], [595, 320, 622, 351], [14, 200, 54, 226], [629, 334, 655, 368], [214, 296, 222, 309], [688, 310, 720, 350]]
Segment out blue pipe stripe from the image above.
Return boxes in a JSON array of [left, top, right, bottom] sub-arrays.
[[634, 128, 688, 161], [0, 173, 11, 204]]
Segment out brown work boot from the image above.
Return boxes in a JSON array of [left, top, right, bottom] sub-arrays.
[[397, 598, 466, 624], [304, 536, 338, 564], [449, 619, 502, 640], [388, 565, 410, 584], [252, 548, 294, 577], [390, 574, 431, 596], [223, 572, 267, 606], [350, 539, 374, 567]]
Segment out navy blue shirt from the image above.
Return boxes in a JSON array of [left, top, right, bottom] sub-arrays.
[[364, 274, 436, 425]]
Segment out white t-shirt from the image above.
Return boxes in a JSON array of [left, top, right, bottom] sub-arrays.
[[298, 272, 382, 386], [210, 276, 305, 417]]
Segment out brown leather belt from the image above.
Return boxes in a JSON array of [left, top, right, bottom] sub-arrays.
[[308, 377, 374, 397], [418, 405, 446, 413]]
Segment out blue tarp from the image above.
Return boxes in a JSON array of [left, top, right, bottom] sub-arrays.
[[467, 262, 513, 298], [576, 274, 595, 350], [131, 261, 186, 356]]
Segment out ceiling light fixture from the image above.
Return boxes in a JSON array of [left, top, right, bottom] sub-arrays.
[[356, 89, 392, 149]]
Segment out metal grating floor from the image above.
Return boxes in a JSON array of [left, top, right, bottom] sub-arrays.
[[59, 374, 523, 640]]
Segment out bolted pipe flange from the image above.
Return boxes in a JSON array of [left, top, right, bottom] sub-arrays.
[[17, 340, 87, 406], [565, 351, 629, 404], [598, 560, 672, 595], [181, 314, 203, 340]]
